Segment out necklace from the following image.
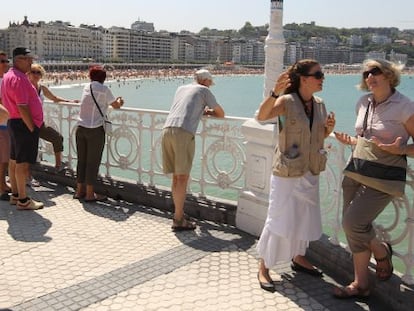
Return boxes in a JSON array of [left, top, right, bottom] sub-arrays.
[[297, 92, 314, 128]]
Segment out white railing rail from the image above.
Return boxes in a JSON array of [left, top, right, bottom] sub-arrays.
[[41, 101, 414, 284]]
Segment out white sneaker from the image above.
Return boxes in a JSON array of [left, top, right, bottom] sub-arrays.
[[17, 198, 44, 210], [28, 178, 40, 187]]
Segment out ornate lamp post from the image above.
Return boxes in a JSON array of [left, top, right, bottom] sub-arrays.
[[236, 0, 285, 236]]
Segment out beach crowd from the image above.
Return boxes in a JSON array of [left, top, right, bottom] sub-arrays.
[[41, 67, 265, 86]]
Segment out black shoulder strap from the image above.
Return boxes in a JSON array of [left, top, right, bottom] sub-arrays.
[[90, 84, 105, 118], [361, 100, 371, 137]]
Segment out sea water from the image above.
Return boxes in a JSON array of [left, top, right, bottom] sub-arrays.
[[49, 74, 414, 135]]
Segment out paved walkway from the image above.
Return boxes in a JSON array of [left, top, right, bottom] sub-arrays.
[[0, 181, 389, 310]]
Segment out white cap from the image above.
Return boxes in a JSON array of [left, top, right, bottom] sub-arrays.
[[194, 69, 214, 84]]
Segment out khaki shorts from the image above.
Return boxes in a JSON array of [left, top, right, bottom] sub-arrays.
[[162, 127, 195, 175]]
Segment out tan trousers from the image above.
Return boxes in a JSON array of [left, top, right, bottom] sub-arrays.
[[342, 176, 393, 253]]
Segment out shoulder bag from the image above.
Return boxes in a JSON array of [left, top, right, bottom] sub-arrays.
[[343, 101, 407, 197], [90, 84, 113, 136]]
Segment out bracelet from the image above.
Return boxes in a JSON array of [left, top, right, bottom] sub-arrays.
[[270, 91, 279, 99]]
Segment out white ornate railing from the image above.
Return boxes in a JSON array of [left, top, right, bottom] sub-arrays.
[[41, 101, 247, 201], [41, 101, 414, 284]]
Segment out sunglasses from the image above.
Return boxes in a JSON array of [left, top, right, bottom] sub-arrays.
[[363, 67, 382, 79], [0, 59, 9, 64], [30, 70, 42, 75], [303, 71, 325, 80]]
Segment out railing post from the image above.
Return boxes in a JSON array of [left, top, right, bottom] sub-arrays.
[[235, 0, 285, 236], [236, 120, 276, 236]]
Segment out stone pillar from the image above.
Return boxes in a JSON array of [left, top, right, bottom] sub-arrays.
[[236, 0, 285, 237]]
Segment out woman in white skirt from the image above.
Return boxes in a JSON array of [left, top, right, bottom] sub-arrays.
[[255, 59, 335, 292]]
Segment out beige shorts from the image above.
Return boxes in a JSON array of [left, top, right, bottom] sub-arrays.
[[162, 127, 195, 175]]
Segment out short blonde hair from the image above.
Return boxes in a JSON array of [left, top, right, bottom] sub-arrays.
[[358, 59, 402, 91], [30, 63, 46, 77]]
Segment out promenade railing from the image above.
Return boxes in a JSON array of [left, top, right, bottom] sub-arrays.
[[41, 101, 414, 284]]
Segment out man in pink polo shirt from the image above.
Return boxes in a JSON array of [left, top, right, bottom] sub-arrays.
[[1, 47, 44, 210]]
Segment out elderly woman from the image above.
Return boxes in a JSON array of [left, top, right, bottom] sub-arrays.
[[74, 66, 124, 202], [333, 59, 414, 298], [28, 63, 79, 172], [255, 59, 335, 292]]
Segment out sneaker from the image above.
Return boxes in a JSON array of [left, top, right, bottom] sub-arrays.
[[29, 178, 40, 188], [10, 194, 18, 205], [0, 192, 10, 201], [17, 198, 44, 210], [55, 162, 69, 173]]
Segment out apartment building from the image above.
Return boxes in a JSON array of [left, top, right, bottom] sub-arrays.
[[0, 17, 265, 65]]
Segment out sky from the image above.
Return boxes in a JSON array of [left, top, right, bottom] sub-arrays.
[[1, 0, 414, 32]]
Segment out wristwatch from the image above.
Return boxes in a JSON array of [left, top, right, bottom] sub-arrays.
[[270, 91, 279, 99]]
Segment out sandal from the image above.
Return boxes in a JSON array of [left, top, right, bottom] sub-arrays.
[[333, 283, 370, 299], [73, 193, 86, 200], [84, 194, 108, 202], [171, 218, 196, 232], [375, 242, 394, 281]]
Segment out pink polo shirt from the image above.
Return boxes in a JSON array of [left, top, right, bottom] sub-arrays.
[[1, 67, 43, 128]]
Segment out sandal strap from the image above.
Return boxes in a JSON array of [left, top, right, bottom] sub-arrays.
[[173, 218, 195, 227], [173, 218, 185, 226], [375, 242, 392, 262], [375, 255, 388, 262]]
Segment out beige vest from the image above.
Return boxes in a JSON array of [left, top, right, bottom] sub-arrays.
[[272, 93, 328, 177]]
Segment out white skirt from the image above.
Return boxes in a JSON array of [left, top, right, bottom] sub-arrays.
[[256, 172, 322, 268]]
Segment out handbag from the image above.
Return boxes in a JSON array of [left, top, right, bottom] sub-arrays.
[[90, 84, 113, 136], [343, 101, 407, 197]]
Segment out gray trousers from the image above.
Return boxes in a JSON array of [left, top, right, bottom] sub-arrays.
[[342, 176, 393, 253], [75, 126, 105, 185]]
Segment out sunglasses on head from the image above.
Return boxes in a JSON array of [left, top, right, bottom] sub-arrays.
[[30, 70, 42, 75], [0, 59, 9, 64], [363, 67, 382, 79], [303, 71, 325, 80]]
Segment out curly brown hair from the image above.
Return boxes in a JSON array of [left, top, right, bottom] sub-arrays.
[[284, 59, 320, 94]]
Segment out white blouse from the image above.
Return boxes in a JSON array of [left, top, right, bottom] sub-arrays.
[[77, 81, 115, 128]]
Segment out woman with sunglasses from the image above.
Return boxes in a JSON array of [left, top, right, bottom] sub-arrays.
[[333, 59, 414, 298], [28, 63, 79, 173], [255, 59, 335, 292]]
